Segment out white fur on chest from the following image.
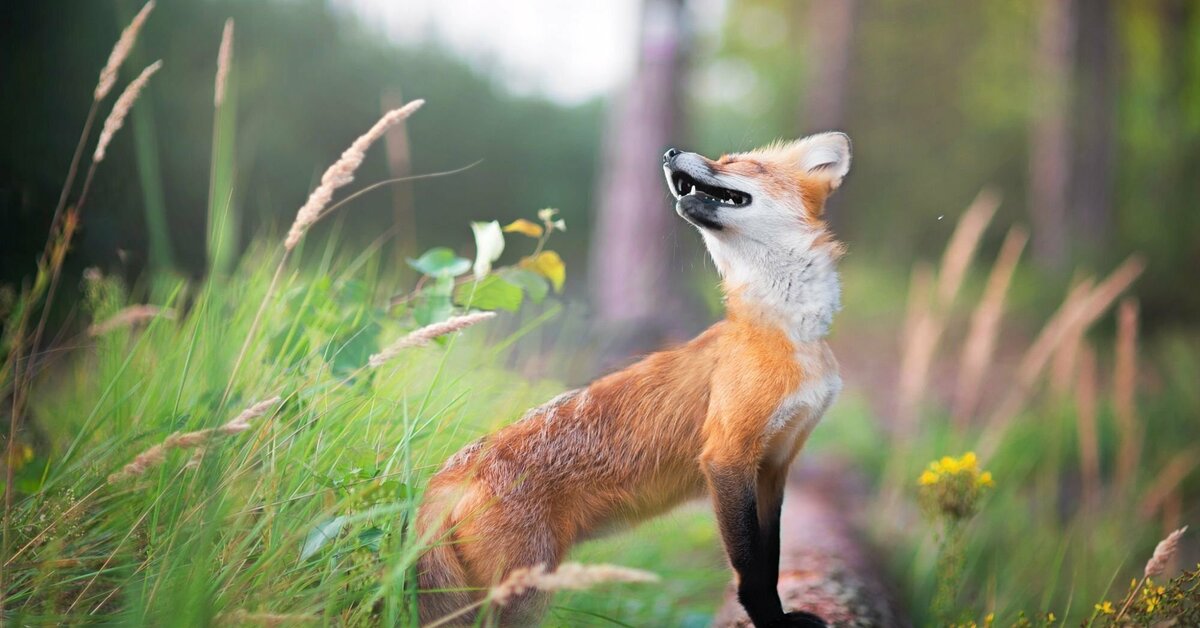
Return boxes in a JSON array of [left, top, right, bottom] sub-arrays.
[[764, 348, 842, 466]]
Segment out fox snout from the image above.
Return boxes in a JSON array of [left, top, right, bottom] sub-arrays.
[[663, 149, 751, 231]]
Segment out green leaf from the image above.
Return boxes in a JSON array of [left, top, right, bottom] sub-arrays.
[[357, 527, 385, 553], [407, 247, 471, 277], [323, 320, 380, 376], [454, 275, 523, 312], [413, 274, 454, 325], [301, 516, 347, 560], [502, 268, 549, 304]]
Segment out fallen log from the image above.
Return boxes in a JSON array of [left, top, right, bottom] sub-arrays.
[[712, 463, 909, 627]]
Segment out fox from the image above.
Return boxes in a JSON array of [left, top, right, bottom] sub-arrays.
[[416, 132, 852, 627]]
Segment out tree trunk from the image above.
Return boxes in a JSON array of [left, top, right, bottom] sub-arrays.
[[712, 464, 909, 628], [382, 88, 417, 270], [801, 0, 857, 134], [589, 0, 689, 358], [1028, 0, 1075, 270], [1071, 0, 1115, 248]]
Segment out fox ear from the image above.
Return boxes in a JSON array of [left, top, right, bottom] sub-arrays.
[[795, 132, 851, 189]]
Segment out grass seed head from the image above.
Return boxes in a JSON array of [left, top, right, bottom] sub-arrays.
[[94, 60, 162, 163], [1146, 526, 1188, 578], [214, 18, 234, 107], [368, 311, 496, 368], [94, 1, 155, 102], [284, 100, 425, 250]]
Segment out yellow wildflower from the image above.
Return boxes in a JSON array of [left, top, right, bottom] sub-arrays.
[[984, 612, 995, 625], [978, 471, 994, 487], [919, 470, 940, 486], [1094, 601, 1114, 615]]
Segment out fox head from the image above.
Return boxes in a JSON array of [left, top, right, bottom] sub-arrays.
[[663, 133, 851, 337]]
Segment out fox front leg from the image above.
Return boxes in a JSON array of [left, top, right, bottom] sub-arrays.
[[705, 462, 827, 628]]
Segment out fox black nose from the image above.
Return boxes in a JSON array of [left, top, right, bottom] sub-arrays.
[[663, 148, 681, 165]]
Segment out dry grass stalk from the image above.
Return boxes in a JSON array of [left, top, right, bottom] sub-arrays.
[[1074, 343, 1100, 510], [94, 1, 155, 102], [935, 188, 1000, 309], [87, 305, 174, 337], [896, 195, 997, 435], [488, 562, 660, 605], [952, 226, 1027, 425], [94, 60, 163, 163], [1114, 298, 1142, 490], [107, 396, 280, 483], [895, 263, 936, 434], [214, 19, 234, 107], [368, 312, 496, 368], [284, 99, 425, 250], [1139, 450, 1200, 519], [1145, 526, 1188, 578], [988, 256, 1144, 430]]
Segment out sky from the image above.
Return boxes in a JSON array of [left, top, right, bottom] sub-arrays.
[[334, 0, 644, 104]]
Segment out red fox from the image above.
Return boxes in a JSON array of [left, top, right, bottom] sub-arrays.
[[417, 132, 851, 627]]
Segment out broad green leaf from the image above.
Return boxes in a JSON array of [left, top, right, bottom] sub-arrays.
[[301, 516, 347, 560], [413, 274, 454, 325], [357, 527, 385, 553], [454, 275, 523, 312], [323, 319, 380, 375], [407, 247, 471, 277], [503, 268, 549, 304], [520, 250, 566, 292], [471, 221, 505, 279]]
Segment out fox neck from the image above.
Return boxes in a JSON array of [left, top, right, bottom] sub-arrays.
[[711, 230, 842, 344]]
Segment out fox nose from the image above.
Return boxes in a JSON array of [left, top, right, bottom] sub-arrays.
[[663, 148, 681, 165]]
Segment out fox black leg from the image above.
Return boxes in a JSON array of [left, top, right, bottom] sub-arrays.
[[705, 464, 827, 628]]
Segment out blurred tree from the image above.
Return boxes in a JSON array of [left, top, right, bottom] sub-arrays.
[[799, 0, 858, 134], [797, 0, 859, 228], [590, 0, 692, 356], [1028, 0, 1074, 270], [1071, 0, 1115, 248]]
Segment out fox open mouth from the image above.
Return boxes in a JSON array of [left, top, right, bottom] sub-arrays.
[[669, 172, 752, 207]]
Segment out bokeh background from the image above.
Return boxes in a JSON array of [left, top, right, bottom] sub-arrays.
[[5, 0, 1198, 339]]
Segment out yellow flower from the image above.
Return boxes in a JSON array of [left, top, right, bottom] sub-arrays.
[[1094, 601, 1114, 615], [961, 451, 977, 469], [919, 470, 940, 486], [940, 456, 959, 473], [1046, 612, 1055, 622], [984, 612, 995, 626], [978, 471, 994, 487]]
